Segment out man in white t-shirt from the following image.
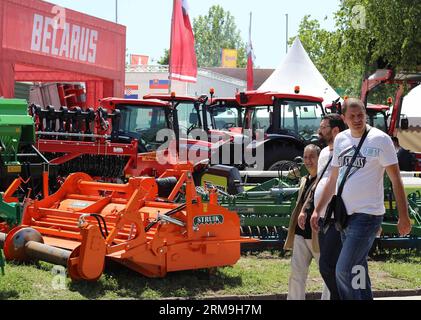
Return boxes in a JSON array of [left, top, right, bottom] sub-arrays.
[[310, 98, 412, 300], [298, 113, 346, 300]]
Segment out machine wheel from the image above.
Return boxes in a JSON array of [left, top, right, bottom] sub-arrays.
[[267, 160, 298, 172], [264, 144, 302, 170]]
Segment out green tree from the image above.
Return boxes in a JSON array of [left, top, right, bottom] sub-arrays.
[[291, 0, 421, 99], [335, 0, 421, 72], [193, 5, 247, 68], [157, 49, 169, 65]]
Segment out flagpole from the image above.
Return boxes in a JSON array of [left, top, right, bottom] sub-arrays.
[[247, 11, 254, 91], [115, 0, 118, 23], [168, 0, 176, 94], [285, 13, 289, 54], [249, 12, 252, 42]]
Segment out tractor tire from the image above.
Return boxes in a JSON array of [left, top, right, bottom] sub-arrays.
[[264, 144, 303, 171], [267, 160, 298, 172]]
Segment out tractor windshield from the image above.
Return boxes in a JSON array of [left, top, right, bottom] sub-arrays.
[[176, 102, 203, 134], [367, 110, 388, 132], [210, 106, 244, 130], [247, 100, 324, 141], [118, 105, 169, 151]]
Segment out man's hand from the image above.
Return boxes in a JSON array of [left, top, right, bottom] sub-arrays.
[[397, 216, 412, 236], [297, 212, 306, 230], [310, 211, 320, 232]]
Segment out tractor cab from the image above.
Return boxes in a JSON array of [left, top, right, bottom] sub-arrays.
[[361, 69, 421, 135], [208, 97, 244, 134], [239, 91, 325, 142], [237, 91, 325, 170], [325, 102, 391, 133], [100, 98, 171, 153], [144, 93, 209, 135], [143, 93, 231, 162], [359, 69, 421, 170], [365, 104, 391, 132]]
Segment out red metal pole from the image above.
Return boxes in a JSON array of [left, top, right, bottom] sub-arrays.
[[43, 170, 49, 198]]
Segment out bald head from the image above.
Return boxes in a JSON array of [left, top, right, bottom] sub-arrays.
[[303, 144, 320, 177]]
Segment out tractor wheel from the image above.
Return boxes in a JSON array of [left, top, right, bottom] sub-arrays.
[[264, 144, 302, 170], [267, 160, 298, 172]]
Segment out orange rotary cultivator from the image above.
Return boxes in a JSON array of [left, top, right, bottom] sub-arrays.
[[1, 169, 255, 280]]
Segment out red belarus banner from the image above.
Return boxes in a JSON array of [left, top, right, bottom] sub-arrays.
[[169, 0, 197, 83], [1, 1, 124, 71]]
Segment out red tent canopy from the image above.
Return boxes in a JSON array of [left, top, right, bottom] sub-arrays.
[[0, 0, 126, 106]]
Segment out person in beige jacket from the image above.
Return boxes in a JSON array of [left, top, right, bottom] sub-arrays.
[[284, 144, 329, 300]]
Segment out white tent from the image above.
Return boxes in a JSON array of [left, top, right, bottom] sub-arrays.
[[401, 84, 421, 127], [259, 38, 340, 106]]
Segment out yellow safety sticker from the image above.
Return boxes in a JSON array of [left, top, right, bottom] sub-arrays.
[[7, 165, 21, 173]]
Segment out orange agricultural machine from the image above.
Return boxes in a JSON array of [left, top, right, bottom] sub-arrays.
[[0, 169, 255, 280]]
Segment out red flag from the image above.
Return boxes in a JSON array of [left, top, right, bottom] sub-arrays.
[[130, 54, 149, 66], [169, 0, 197, 83], [247, 12, 254, 91]]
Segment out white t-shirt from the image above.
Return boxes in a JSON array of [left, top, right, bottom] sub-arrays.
[[314, 146, 333, 218], [332, 127, 398, 216]]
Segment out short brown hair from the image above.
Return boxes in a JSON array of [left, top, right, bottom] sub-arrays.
[[342, 98, 366, 115], [304, 144, 321, 156], [322, 114, 347, 132]]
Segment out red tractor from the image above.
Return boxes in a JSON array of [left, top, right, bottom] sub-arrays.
[[237, 90, 326, 170], [27, 95, 245, 199], [31, 98, 194, 185], [360, 69, 421, 170], [143, 93, 236, 165], [207, 97, 245, 137]]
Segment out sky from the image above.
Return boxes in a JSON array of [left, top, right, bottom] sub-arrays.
[[46, 0, 340, 69]]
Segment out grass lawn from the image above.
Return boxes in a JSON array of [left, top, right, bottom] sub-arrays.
[[0, 250, 419, 300]]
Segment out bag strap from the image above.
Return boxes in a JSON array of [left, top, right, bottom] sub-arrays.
[[337, 127, 370, 196], [318, 156, 333, 185], [303, 156, 333, 214], [309, 155, 333, 195], [303, 175, 318, 201]]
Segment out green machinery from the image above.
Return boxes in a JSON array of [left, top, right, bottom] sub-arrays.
[[0, 99, 35, 175], [0, 99, 51, 194], [378, 175, 421, 249], [0, 193, 22, 233], [0, 98, 37, 275], [0, 99, 50, 233], [218, 177, 300, 250], [0, 196, 17, 274], [208, 168, 421, 251]]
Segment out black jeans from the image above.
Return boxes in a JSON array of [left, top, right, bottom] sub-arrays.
[[318, 220, 342, 300]]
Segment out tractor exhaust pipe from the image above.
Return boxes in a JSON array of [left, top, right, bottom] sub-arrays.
[[0, 229, 71, 266]]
